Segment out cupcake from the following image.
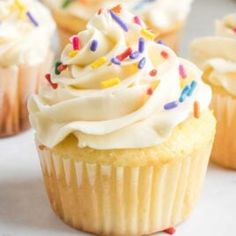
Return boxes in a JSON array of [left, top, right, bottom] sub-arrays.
[[43, 0, 194, 51], [191, 13, 236, 169], [0, 0, 56, 136], [29, 6, 215, 235]]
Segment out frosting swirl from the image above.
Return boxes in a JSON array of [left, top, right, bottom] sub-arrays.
[[29, 7, 211, 150], [44, 0, 193, 30], [0, 0, 56, 66], [191, 14, 236, 96]]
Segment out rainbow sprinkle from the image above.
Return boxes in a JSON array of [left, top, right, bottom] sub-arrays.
[[161, 51, 169, 59], [164, 101, 178, 110], [101, 77, 120, 88], [194, 101, 200, 118], [138, 37, 145, 53], [117, 48, 132, 61], [140, 29, 155, 40], [72, 36, 80, 50], [90, 40, 98, 52], [179, 64, 187, 79], [26, 11, 39, 26], [45, 74, 58, 89], [138, 57, 146, 69], [111, 57, 121, 65], [91, 57, 107, 69], [130, 51, 140, 59], [133, 16, 142, 25], [187, 80, 198, 96], [149, 69, 157, 77], [110, 10, 128, 32], [68, 50, 78, 58]]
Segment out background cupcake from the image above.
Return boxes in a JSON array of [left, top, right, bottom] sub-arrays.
[[0, 0, 56, 136], [191, 14, 236, 169], [29, 6, 215, 235], [43, 0, 194, 51]]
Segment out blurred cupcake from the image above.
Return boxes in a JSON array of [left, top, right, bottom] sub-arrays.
[[29, 6, 215, 235], [0, 0, 56, 137], [191, 14, 236, 169], [43, 0, 194, 51]]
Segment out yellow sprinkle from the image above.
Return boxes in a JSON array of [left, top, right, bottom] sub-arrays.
[[140, 29, 156, 40], [12, 0, 27, 19], [68, 50, 78, 58], [91, 57, 107, 69], [100, 77, 121, 88]]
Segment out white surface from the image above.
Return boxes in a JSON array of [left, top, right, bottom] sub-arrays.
[[1, 0, 236, 235]]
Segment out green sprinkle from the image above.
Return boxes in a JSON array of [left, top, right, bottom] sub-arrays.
[[61, 0, 73, 8], [55, 61, 62, 75]]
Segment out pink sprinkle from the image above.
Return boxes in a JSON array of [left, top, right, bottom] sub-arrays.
[[179, 64, 187, 79], [133, 16, 141, 25], [72, 36, 80, 50], [161, 51, 169, 59]]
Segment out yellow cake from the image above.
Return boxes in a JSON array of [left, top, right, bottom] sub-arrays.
[[42, 0, 194, 51], [191, 14, 236, 169], [29, 6, 216, 235], [0, 0, 55, 136]]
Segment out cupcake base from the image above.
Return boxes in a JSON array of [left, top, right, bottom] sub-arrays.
[[0, 51, 54, 137], [36, 111, 216, 235], [211, 87, 236, 169]]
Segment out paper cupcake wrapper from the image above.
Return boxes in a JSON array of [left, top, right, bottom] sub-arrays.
[[0, 51, 54, 136], [211, 91, 236, 169], [37, 143, 212, 235]]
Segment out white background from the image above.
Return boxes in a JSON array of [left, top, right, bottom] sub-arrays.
[[1, 0, 236, 235]]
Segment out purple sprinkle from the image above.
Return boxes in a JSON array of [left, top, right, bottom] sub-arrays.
[[138, 37, 145, 53], [138, 57, 146, 69], [26, 11, 39, 27], [111, 57, 121, 65], [129, 51, 139, 59], [164, 101, 178, 110], [110, 10, 128, 32], [90, 40, 98, 52], [157, 40, 165, 45]]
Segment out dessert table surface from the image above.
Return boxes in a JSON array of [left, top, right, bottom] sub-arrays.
[[1, 0, 236, 235]]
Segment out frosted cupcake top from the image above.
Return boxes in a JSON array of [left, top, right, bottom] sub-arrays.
[[191, 14, 236, 96], [44, 0, 193, 30], [0, 0, 56, 66], [29, 6, 211, 150]]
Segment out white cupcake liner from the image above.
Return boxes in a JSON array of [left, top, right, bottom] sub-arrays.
[[211, 91, 236, 169], [37, 143, 212, 235], [0, 51, 53, 136]]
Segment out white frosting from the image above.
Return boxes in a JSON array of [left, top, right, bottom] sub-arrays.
[[44, 0, 193, 30], [0, 0, 56, 66], [29, 8, 211, 150], [191, 14, 236, 96]]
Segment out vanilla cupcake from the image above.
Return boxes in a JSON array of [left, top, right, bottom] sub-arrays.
[[29, 6, 215, 235], [0, 0, 56, 136], [43, 0, 193, 51], [191, 14, 236, 169]]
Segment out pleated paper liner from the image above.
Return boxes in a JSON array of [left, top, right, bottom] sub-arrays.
[[211, 87, 236, 169], [0, 51, 54, 137], [37, 143, 212, 235]]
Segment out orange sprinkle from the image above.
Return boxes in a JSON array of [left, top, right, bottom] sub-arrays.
[[161, 51, 169, 59], [194, 101, 200, 118], [111, 4, 122, 13]]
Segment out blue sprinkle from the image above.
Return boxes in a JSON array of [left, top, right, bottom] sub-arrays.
[[111, 57, 121, 65], [157, 40, 165, 45], [187, 80, 198, 96], [164, 101, 178, 110], [179, 85, 190, 103], [138, 57, 146, 69], [138, 37, 145, 53], [90, 40, 98, 52], [129, 51, 139, 59], [110, 11, 128, 32]]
